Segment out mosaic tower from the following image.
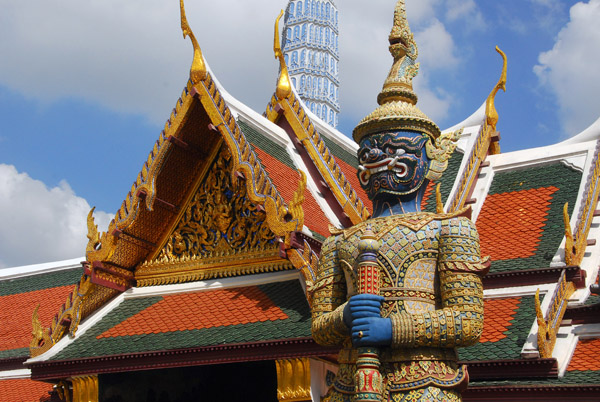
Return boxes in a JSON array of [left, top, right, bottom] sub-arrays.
[[282, 0, 340, 128]]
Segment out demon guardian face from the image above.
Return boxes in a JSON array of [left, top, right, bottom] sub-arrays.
[[357, 130, 431, 201]]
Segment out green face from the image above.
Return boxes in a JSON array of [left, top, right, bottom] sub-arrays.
[[357, 130, 431, 201]]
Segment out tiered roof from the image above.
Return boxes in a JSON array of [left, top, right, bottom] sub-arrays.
[[2, 1, 600, 401]]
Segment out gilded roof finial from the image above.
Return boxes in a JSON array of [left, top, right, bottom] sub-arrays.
[[180, 0, 207, 84], [353, 0, 440, 143], [485, 46, 507, 134], [274, 10, 292, 100]]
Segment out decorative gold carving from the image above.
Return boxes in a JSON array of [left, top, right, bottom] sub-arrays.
[[138, 247, 289, 287], [448, 47, 507, 212], [485, 46, 507, 155], [276, 358, 312, 402], [425, 129, 462, 181], [56, 381, 72, 402], [287, 241, 319, 304], [435, 184, 444, 214], [266, 91, 370, 226], [155, 149, 278, 260], [86, 208, 117, 263], [191, 70, 305, 244], [29, 304, 52, 357], [536, 271, 575, 358], [180, 0, 207, 83], [274, 10, 292, 100], [112, 79, 195, 234], [565, 142, 600, 266], [30, 274, 95, 357], [71, 376, 99, 402], [563, 202, 581, 266]]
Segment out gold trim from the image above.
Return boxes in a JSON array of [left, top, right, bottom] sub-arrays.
[[287, 242, 319, 305], [435, 184, 444, 214], [276, 358, 312, 402], [565, 142, 600, 266], [266, 92, 370, 226], [448, 47, 507, 212], [193, 72, 304, 244], [29, 304, 52, 357], [137, 246, 291, 287], [536, 271, 575, 358]]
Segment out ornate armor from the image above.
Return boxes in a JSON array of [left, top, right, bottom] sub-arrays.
[[312, 212, 486, 401]]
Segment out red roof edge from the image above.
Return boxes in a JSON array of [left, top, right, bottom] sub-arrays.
[[464, 384, 600, 401], [0, 357, 27, 371], [483, 266, 586, 290], [461, 358, 558, 380], [29, 338, 337, 381]]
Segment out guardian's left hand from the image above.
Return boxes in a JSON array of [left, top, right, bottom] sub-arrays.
[[351, 316, 392, 347]]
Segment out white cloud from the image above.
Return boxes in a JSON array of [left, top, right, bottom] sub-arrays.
[[414, 19, 459, 71], [0, 0, 461, 131], [534, 0, 600, 136], [339, 0, 459, 126], [0, 164, 113, 268], [445, 0, 485, 29]]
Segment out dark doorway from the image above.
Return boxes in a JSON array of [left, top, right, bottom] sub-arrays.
[[100, 360, 278, 402]]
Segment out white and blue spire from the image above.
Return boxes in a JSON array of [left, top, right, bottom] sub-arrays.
[[282, 0, 340, 128]]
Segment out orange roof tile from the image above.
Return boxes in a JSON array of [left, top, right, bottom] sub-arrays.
[[98, 286, 289, 339], [480, 297, 521, 343], [0, 378, 52, 402], [477, 187, 558, 261], [568, 338, 600, 371], [253, 147, 332, 237], [0, 285, 74, 352]]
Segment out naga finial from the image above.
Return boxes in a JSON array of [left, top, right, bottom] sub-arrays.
[[485, 46, 507, 135], [274, 9, 292, 100], [180, 0, 207, 83]]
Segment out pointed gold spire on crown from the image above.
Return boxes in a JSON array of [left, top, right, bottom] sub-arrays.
[[353, 0, 440, 143], [274, 10, 292, 100]]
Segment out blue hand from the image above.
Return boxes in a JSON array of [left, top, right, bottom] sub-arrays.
[[343, 294, 384, 328], [351, 317, 392, 347]]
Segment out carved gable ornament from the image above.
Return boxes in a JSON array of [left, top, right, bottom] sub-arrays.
[[136, 147, 289, 286]]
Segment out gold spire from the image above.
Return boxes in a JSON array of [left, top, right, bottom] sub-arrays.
[[180, 0, 207, 84], [274, 10, 292, 100], [353, 0, 440, 143]]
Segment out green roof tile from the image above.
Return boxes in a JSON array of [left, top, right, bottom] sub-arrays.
[[459, 295, 537, 361], [0, 268, 82, 296]]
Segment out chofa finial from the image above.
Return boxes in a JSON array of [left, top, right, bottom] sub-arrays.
[[180, 0, 207, 83], [485, 46, 507, 134], [274, 10, 292, 100]]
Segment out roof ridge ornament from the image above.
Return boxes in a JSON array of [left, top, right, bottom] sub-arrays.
[[353, 0, 440, 143], [485, 46, 507, 139], [274, 10, 292, 100], [180, 0, 207, 84]]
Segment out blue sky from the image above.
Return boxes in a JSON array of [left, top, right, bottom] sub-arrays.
[[1, 0, 599, 268]]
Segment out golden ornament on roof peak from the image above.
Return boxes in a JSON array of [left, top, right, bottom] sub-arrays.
[[353, 0, 440, 143], [180, 0, 207, 84], [274, 10, 292, 100]]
